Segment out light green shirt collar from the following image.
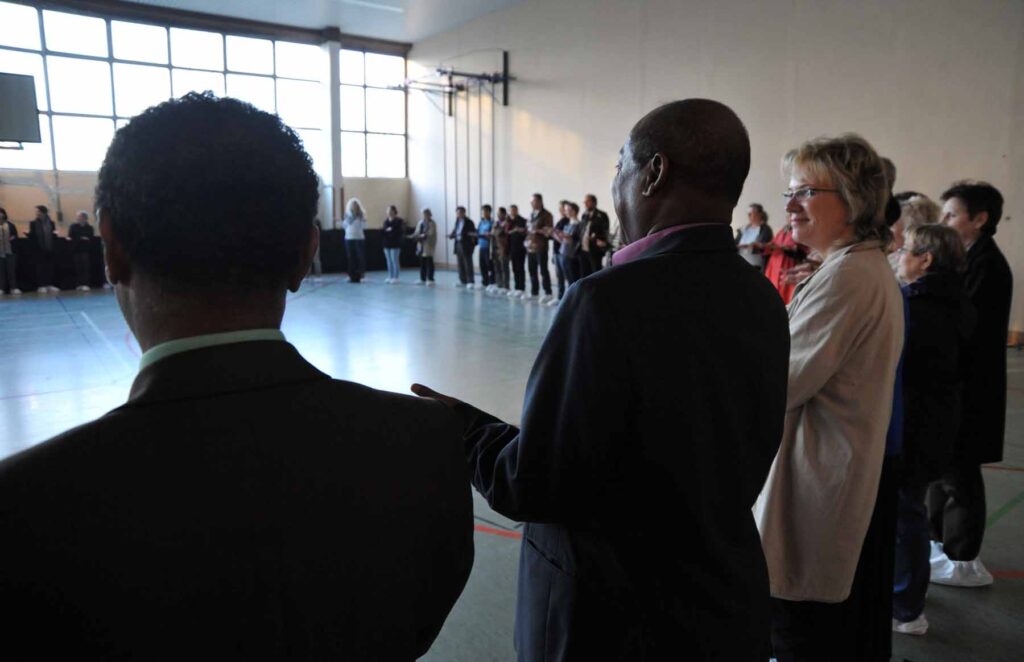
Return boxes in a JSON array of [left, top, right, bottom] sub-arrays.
[[138, 329, 285, 372]]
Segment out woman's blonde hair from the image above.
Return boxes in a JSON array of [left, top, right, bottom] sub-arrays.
[[347, 197, 363, 216], [897, 194, 940, 231], [782, 133, 891, 244]]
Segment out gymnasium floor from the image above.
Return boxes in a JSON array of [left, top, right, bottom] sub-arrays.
[[1, 270, 1021, 661]]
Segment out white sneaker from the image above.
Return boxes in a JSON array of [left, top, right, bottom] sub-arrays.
[[415, 280, 425, 286], [930, 556, 994, 587], [51, 286, 61, 293], [77, 285, 90, 291], [384, 278, 392, 284], [505, 289, 516, 298], [515, 290, 525, 298], [929, 541, 945, 566], [426, 281, 435, 287], [892, 614, 928, 636], [454, 282, 465, 288], [546, 296, 560, 307], [11, 288, 22, 295]]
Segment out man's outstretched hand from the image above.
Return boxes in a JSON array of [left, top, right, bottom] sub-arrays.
[[411, 383, 464, 409]]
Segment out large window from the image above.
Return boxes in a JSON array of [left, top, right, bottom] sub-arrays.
[[0, 2, 405, 179], [339, 49, 406, 178]]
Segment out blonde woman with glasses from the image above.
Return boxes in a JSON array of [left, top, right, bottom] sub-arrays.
[[754, 134, 904, 662]]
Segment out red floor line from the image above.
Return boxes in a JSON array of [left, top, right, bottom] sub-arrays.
[[474, 524, 523, 539], [991, 570, 1024, 579]]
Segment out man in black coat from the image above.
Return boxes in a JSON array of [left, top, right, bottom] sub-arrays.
[[28, 203, 59, 292], [576, 193, 610, 277], [414, 99, 789, 661], [449, 205, 477, 288], [928, 181, 1014, 587], [0, 93, 474, 661]]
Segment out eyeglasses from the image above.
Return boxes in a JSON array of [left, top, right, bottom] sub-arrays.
[[782, 187, 840, 201]]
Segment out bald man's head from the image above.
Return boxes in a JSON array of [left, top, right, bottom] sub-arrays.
[[629, 99, 750, 205], [612, 99, 750, 243]]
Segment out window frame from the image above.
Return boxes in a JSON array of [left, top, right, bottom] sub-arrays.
[[1, 2, 408, 180], [339, 47, 407, 179]]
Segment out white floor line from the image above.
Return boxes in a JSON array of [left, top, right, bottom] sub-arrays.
[[79, 311, 134, 374]]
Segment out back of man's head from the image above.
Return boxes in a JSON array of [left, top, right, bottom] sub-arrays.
[[96, 93, 319, 293], [629, 99, 750, 206]]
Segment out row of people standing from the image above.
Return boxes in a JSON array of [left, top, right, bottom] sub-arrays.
[[447, 193, 611, 302], [0, 205, 96, 295]]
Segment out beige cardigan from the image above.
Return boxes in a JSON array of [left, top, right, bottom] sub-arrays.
[[754, 240, 904, 603]]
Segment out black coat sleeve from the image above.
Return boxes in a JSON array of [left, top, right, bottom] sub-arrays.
[[456, 279, 630, 523]]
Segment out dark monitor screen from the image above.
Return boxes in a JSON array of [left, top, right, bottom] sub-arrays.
[[0, 72, 42, 143]]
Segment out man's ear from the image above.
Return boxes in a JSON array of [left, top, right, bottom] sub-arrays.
[[288, 225, 319, 292], [971, 211, 989, 231], [920, 251, 934, 272], [98, 208, 130, 286], [641, 152, 669, 197]]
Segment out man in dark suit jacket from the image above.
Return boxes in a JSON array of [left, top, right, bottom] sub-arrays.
[[928, 181, 1013, 587], [448, 205, 477, 288], [0, 93, 474, 661], [414, 99, 789, 661], [577, 193, 610, 276], [28, 204, 59, 292]]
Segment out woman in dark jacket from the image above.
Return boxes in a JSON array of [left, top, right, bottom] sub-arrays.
[[892, 223, 975, 635]]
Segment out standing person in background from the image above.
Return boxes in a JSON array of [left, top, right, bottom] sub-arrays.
[[412, 208, 437, 286], [29, 205, 59, 293], [0, 208, 21, 296], [929, 181, 1013, 588], [69, 211, 95, 291], [382, 205, 405, 284], [557, 202, 581, 289], [448, 206, 476, 289], [580, 193, 610, 275], [526, 193, 553, 303], [342, 198, 367, 283], [892, 223, 974, 636], [491, 206, 510, 292], [507, 204, 528, 298], [889, 193, 940, 283], [762, 223, 807, 304], [736, 203, 773, 270], [552, 200, 570, 299], [477, 205, 495, 290]]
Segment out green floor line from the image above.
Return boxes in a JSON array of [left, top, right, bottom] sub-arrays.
[[986, 488, 1024, 528]]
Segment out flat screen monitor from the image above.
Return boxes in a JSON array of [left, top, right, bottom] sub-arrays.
[[0, 72, 42, 143]]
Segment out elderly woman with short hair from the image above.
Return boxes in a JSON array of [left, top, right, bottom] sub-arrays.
[[754, 134, 905, 662], [889, 192, 941, 280]]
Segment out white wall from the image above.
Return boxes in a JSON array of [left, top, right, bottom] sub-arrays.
[[409, 0, 1024, 335]]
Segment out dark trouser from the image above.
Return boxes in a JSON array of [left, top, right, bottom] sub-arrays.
[[511, 249, 526, 291], [455, 243, 474, 284], [36, 253, 54, 289], [74, 252, 90, 288], [772, 455, 897, 662], [479, 249, 493, 286], [590, 249, 605, 273], [527, 247, 551, 296], [345, 240, 366, 281], [577, 250, 594, 279], [927, 464, 986, 560], [419, 255, 435, 282], [0, 254, 16, 292], [894, 481, 930, 622], [554, 249, 566, 297], [560, 254, 578, 290], [494, 253, 510, 289]]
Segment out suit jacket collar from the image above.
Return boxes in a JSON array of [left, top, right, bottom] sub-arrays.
[[967, 233, 996, 262], [123, 341, 330, 408], [635, 222, 736, 261]]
